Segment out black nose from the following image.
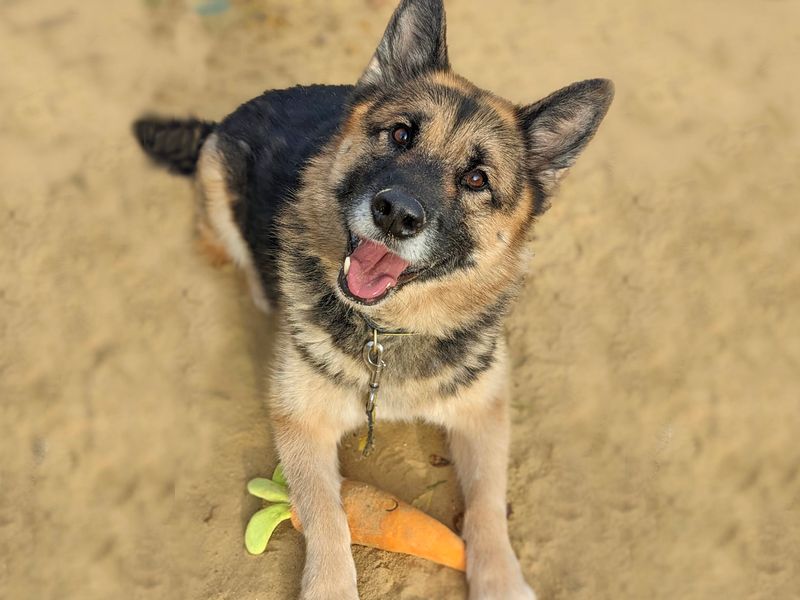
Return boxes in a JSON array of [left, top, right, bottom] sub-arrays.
[[370, 189, 426, 238]]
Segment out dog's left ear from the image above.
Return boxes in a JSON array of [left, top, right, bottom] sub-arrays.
[[357, 0, 449, 89], [520, 79, 614, 199]]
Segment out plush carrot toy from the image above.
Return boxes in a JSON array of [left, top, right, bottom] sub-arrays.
[[245, 464, 466, 572]]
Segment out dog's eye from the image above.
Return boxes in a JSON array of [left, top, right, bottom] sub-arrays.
[[391, 125, 412, 148], [463, 169, 488, 190]]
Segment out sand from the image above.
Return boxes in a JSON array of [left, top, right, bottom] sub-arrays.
[[1, 0, 799, 598]]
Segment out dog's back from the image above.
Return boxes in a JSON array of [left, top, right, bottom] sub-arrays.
[[134, 84, 352, 306]]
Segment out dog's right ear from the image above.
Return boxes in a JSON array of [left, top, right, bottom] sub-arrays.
[[520, 79, 614, 202], [356, 0, 449, 89]]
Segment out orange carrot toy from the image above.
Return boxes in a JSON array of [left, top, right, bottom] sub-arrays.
[[245, 464, 466, 572]]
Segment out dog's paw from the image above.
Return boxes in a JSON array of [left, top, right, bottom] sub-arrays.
[[467, 545, 536, 600], [468, 573, 536, 600], [299, 562, 359, 600], [300, 580, 359, 600]]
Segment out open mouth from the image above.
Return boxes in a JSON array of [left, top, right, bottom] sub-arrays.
[[337, 234, 424, 305]]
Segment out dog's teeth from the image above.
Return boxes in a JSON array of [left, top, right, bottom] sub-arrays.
[[343, 256, 351, 276]]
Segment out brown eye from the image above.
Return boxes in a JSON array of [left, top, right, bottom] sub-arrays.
[[463, 169, 488, 190], [391, 125, 411, 147]]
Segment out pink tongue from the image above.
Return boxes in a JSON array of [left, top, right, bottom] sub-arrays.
[[346, 240, 410, 300]]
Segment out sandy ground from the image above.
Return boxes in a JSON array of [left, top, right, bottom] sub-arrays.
[[1, 0, 799, 598]]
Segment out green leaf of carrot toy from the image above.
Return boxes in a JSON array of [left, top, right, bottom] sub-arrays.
[[244, 503, 292, 555], [272, 463, 287, 487], [246, 477, 289, 503]]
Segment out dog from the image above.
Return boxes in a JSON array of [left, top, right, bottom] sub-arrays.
[[134, 0, 613, 597]]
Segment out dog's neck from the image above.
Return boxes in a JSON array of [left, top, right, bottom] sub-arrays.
[[288, 281, 507, 388], [278, 233, 513, 392]]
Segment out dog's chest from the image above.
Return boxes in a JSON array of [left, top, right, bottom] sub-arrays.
[[291, 316, 500, 408]]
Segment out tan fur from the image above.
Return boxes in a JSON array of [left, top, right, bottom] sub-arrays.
[[428, 69, 476, 95], [195, 221, 232, 267], [196, 134, 270, 313], [485, 93, 522, 129]]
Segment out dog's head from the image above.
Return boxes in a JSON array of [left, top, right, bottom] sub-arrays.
[[300, 0, 613, 333]]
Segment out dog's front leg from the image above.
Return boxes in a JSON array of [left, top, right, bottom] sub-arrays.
[[448, 368, 536, 600], [271, 405, 358, 600]]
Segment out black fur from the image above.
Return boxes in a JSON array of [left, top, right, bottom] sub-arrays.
[[214, 84, 353, 305], [134, 86, 353, 306], [291, 335, 355, 388], [452, 94, 482, 133], [438, 336, 498, 396], [133, 117, 216, 175]]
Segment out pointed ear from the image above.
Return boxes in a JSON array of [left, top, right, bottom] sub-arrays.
[[520, 79, 614, 196], [357, 0, 449, 89]]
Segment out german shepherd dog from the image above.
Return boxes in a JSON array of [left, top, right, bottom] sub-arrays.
[[134, 0, 612, 597]]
